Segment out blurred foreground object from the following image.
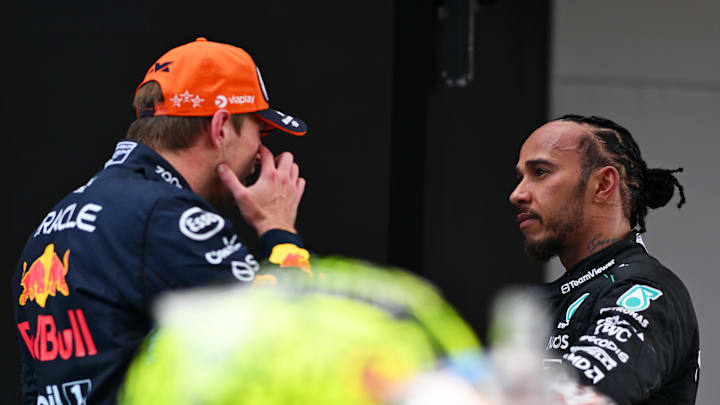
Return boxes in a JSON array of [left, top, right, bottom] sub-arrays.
[[119, 257, 483, 405], [119, 259, 618, 405], [480, 287, 618, 405]]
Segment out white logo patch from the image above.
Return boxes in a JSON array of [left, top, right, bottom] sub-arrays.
[[170, 90, 204, 108], [231, 254, 260, 281], [599, 306, 650, 328], [229, 94, 255, 104], [155, 165, 182, 189], [635, 233, 647, 250], [104, 141, 138, 168], [36, 379, 91, 405], [179, 207, 225, 241], [571, 346, 618, 371], [62, 379, 92, 405], [546, 334, 569, 350], [34, 203, 103, 237], [205, 235, 243, 265], [562, 352, 606, 384], [561, 259, 615, 294], [216, 94, 255, 108], [215, 95, 228, 108], [594, 318, 634, 343], [274, 110, 300, 128]]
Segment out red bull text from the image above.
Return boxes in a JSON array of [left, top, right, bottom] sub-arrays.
[[17, 309, 98, 361]]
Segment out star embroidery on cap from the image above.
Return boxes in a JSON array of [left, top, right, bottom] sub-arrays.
[[180, 90, 193, 102], [170, 94, 183, 107], [191, 95, 204, 108]]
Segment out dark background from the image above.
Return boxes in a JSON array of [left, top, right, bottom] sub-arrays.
[[5, 0, 548, 401]]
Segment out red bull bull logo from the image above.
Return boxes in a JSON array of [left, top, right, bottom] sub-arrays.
[[268, 243, 312, 277], [19, 244, 70, 308], [281, 253, 313, 277]]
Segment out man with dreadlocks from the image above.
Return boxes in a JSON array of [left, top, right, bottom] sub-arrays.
[[509, 114, 700, 405]]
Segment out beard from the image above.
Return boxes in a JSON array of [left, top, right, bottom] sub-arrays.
[[523, 179, 587, 262]]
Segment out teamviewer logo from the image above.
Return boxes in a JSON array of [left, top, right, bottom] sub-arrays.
[[561, 283, 570, 294]]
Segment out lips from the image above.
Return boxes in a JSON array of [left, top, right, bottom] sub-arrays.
[[517, 211, 540, 228]]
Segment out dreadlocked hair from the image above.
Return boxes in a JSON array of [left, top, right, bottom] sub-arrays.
[[556, 114, 686, 233]]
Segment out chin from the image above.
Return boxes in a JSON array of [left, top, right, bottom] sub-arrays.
[[520, 227, 544, 242], [524, 233, 563, 263]]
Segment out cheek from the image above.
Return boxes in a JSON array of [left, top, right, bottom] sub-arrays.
[[244, 132, 261, 152], [535, 182, 573, 213]]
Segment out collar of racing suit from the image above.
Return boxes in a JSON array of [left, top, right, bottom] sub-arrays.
[[567, 231, 647, 275], [543, 230, 648, 297], [105, 141, 193, 190]]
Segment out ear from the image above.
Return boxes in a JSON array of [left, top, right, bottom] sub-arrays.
[[592, 166, 620, 203], [209, 109, 232, 148]]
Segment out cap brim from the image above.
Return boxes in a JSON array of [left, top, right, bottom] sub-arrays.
[[255, 109, 307, 136]]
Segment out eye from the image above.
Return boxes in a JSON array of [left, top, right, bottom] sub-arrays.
[[535, 168, 548, 177]]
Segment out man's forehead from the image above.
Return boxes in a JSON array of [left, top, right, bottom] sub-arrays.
[[517, 121, 587, 165]]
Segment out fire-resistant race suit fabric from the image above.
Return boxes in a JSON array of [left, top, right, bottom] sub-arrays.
[[536, 231, 700, 405], [12, 140, 310, 405]]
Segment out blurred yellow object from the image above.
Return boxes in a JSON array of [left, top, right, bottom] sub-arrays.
[[118, 256, 482, 405]]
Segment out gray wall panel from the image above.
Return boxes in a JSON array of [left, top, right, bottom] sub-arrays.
[[551, 1, 720, 401]]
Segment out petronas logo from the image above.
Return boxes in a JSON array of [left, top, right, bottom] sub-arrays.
[[565, 293, 590, 322], [617, 285, 663, 312]]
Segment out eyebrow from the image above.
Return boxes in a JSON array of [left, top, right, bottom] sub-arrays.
[[525, 159, 556, 168]]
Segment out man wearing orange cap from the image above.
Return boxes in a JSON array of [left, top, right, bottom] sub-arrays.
[[12, 37, 311, 404]]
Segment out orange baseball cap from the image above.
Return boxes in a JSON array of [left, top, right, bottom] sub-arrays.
[[136, 37, 307, 136]]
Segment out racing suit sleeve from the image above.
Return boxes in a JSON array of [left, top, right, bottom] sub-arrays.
[[254, 229, 312, 285], [142, 198, 309, 299], [561, 277, 685, 405]]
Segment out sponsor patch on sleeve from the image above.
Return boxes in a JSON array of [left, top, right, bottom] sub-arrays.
[[616, 284, 663, 312], [268, 244, 312, 277]]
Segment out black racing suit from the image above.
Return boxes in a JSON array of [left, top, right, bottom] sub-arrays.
[[12, 141, 310, 405], [536, 231, 700, 405]]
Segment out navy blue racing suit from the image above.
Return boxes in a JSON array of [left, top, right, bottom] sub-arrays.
[[537, 231, 700, 405], [12, 141, 309, 405]]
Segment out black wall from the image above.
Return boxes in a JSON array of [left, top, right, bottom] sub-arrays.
[[424, 0, 550, 340], [6, 1, 548, 402]]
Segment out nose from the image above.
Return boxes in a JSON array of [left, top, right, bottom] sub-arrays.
[[509, 181, 531, 207]]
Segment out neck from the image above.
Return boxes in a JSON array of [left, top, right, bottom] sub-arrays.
[[559, 215, 631, 271], [156, 146, 219, 201]]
